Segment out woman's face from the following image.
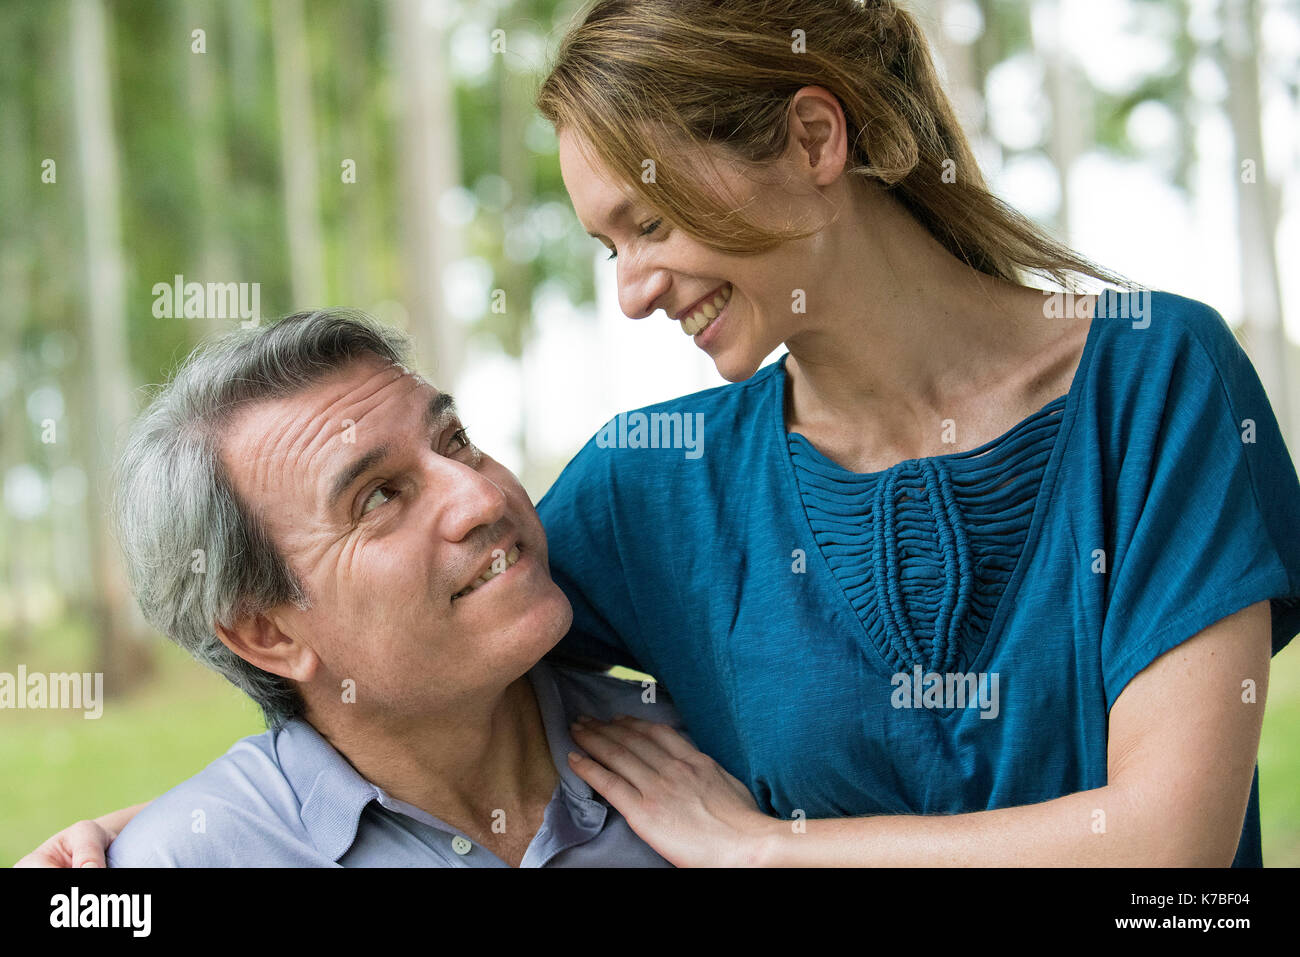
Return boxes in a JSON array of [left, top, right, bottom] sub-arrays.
[[557, 127, 840, 383]]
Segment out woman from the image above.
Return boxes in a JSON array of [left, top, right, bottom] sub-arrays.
[[23, 0, 1300, 866], [530, 0, 1300, 866]]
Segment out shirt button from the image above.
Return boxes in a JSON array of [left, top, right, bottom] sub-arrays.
[[451, 836, 473, 856]]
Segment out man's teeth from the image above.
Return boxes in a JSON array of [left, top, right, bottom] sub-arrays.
[[453, 545, 520, 600], [680, 283, 732, 336]]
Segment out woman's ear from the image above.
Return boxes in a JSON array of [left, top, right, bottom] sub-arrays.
[[786, 86, 850, 186], [214, 613, 319, 684]]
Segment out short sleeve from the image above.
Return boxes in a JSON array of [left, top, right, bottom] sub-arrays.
[[1100, 298, 1300, 709], [536, 427, 649, 674]]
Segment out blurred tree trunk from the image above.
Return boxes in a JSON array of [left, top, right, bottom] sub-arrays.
[[183, 0, 239, 340], [0, 8, 32, 656], [271, 0, 326, 307], [497, 11, 534, 475], [389, 0, 462, 385], [1221, 0, 1291, 442], [226, 0, 260, 125], [335, 0, 376, 311], [70, 0, 153, 692], [921, 0, 983, 135], [1042, 0, 1091, 246], [919, 0, 997, 192]]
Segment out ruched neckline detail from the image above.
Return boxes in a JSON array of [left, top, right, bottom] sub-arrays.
[[787, 393, 1067, 675]]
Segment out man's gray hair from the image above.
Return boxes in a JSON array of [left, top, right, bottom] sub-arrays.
[[113, 309, 412, 729]]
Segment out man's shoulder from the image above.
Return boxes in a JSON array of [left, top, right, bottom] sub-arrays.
[[107, 723, 330, 867], [545, 661, 684, 731]]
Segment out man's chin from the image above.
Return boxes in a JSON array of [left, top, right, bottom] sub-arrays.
[[462, 582, 572, 659]]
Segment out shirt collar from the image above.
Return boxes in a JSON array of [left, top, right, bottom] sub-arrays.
[[274, 660, 608, 862], [526, 658, 608, 832], [275, 718, 381, 862]]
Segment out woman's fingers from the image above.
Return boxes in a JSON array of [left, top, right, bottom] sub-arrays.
[[609, 715, 705, 762], [67, 820, 111, 867], [566, 750, 641, 810], [568, 716, 665, 791], [13, 820, 110, 868]]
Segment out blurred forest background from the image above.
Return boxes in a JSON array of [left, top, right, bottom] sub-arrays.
[[2, 0, 1299, 865]]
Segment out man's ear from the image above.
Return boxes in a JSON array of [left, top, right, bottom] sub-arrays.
[[786, 86, 849, 186], [214, 612, 319, 684]]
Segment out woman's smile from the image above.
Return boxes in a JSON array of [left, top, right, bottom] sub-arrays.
[[678, 281, 732, 341]]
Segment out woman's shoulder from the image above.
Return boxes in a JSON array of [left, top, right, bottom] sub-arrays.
[[541, 359, 784, 492], [604, 358, 783, 432], [1080, 288, 1269, 425], [1090, 287, 1245, 376]]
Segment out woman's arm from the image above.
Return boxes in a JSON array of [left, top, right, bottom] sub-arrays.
[[13, 802, 150, 868], [569, 600, 1272, 867]]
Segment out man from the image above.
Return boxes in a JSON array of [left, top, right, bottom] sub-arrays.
[[35, 309, 677, 867]]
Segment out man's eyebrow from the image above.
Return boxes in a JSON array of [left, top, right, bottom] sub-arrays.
[[327, 444, 390, 511], [326, 391, 459, 511], [586, 198, 633, 238], [424, 390, 458, 431]]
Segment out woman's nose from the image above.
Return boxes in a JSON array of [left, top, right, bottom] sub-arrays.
[[616, 253, 672, 320]]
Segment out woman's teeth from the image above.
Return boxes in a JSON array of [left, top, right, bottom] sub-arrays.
[[453, 545, 520, 600], [680, 283, 732, 336]]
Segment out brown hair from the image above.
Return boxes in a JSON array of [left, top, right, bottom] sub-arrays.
[[536, 0, 1126, 291]]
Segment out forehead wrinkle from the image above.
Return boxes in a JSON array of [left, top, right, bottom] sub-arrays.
[[291, 363, 415, 491], [225, 404, 303, 525], [220, 363, 414, 531]]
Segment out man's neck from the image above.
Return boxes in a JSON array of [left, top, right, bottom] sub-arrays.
[[306, 673, 558, 849]]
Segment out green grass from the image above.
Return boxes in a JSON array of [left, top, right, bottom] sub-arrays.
[[4, 619, 1300, 866], [0, 620, 263, 867], [1259, 640, 1300, 865]]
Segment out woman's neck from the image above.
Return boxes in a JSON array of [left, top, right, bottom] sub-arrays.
[[781, 189, 1086, 466]]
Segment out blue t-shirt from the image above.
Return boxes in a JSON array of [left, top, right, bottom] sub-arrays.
[[537, 289, 1300, 866]]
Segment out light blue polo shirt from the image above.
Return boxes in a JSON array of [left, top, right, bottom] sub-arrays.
[[106, 660, 676, 867]]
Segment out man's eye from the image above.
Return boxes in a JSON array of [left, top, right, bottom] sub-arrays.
[[361, 484, 397, 515], [450, 427, 471, 451]]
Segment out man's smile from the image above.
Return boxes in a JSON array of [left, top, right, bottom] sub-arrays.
[[451, 542, 523, 602]]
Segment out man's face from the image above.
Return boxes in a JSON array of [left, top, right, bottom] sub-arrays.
[[219, 355, 573, 722]]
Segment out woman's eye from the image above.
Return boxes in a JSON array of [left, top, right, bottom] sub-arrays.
[[361, 486, 395, 514], [603, 219, 663, 261]]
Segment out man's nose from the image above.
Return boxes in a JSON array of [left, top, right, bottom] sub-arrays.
[[616, 252, 672, 320], [427, 456, 507, 542]]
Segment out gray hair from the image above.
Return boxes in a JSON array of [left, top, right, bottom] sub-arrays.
[[113, 309, 413, 729]]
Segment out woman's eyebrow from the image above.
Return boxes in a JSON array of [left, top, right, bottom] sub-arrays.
[[586, 198, 634, 238]]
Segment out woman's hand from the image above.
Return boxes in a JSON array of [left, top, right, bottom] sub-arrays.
[[567, 715, 773, 867], [13, 802, 148, 868], [15, 819, 116, 868]]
